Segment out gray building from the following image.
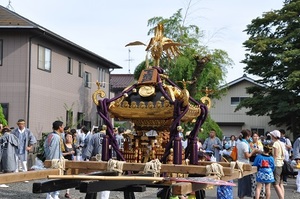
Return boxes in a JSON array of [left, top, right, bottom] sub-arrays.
[[0, 6, 122, 138], [210, 74, 284, 137]]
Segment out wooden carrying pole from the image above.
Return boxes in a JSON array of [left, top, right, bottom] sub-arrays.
[[48, 175, 164, 182], [0, 169, 60, 184], [44, 160, 253, 176]]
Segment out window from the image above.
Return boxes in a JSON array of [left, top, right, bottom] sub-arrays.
[[99, 68, 106, 88], [84, 120, 91, 129], [251, 128, 265, 136], [0, 40, 3, 66], [230, 97, 249, 105], [66, 110, 73, 127], [84, 71, 91, 88], [78, 62, 83, 77], [102, 69, 106, 88], [67, 57, 73, 74], [77, 112, 84, 129], [0, 103, 9, 121], [38, 45, 51, 71]]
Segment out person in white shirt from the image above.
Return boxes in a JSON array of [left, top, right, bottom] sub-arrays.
[[279, 129, 292, 185], [237, 129, 259, 199], [270, 130, 285, 199]]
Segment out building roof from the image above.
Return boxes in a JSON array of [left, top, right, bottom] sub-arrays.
[[0, 5, 122, 69], [220, 74, 265, 89], [110, 74, 135, 89]]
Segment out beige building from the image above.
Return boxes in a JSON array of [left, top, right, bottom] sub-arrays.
[[0, 6, 121, 138], [210, 74, 282, 137]]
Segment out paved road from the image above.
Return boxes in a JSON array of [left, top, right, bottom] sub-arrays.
[[0, 177, 298, 198]]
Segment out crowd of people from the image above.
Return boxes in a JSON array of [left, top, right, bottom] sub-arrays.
[[0, 119, 37, 188], [199, 129, 300, 199], [43, 122, 125, 199], [0, 120, 125, 199], [1, 120, 300, 199]]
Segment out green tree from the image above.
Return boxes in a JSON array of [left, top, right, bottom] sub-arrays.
[[200, 115, 223, 141], [237, 0, 300, 139], [135, 9, 232, 99], [0, 104, 8, 126], [134, 8, 233, 136]]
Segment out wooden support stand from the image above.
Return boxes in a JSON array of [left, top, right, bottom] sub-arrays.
[[0, 160, 257, 199]]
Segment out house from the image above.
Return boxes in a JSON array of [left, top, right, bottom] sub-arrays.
[[110, 74, 135, 95], [209, 74, 282, 137], [0, 6, 122, 138], [110, 74, 135, 128]]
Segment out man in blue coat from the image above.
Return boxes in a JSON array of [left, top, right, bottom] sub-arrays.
[[44, 120, 64, 199], [12, 119, 37, 172]]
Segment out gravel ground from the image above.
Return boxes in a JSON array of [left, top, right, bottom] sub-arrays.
[[0, 180, 158, 199]]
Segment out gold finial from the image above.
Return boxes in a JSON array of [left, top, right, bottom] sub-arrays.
[[96, 81, 101, 89], [203, 87, 213, 97], [177, 79, 195, 89], [200, 87, 213, 109], [125, 23, 181, 66], [92, 81, 106, 106]]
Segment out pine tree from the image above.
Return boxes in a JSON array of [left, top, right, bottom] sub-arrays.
[[238, 0, 300, 139]]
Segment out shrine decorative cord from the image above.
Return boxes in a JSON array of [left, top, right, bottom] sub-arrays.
[[51, 157, 66, 175], [143, 159, 162, 177]]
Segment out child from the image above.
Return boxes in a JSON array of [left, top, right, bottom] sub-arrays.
[[252, 143, 275, 199], [216, 142, 233, 199]]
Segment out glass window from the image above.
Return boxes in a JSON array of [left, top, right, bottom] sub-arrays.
[[38, 45, 51, 71], [84, 120, 91, 129], [99, 68, 106, 88], [251, 128, 265, 136], [66, 110, 73, 127], [67, 57, 73, 74], [240, 97, 249, 102], [0, 40, 3, 66], [102, 69, 106, 88], [84, 71, 91, 88], [230, 97, 240, 105], [231, 97, 249, 105], [77, 112, 84, 129], [78, 62, 83, 78]]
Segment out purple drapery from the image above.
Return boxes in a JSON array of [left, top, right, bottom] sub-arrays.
[[95, 66, 208, 164]]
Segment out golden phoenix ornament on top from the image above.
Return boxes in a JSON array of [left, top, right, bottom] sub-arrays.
[[125, 23, 181, 66]]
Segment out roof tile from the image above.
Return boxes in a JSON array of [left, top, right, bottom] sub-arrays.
[[111, 74, 135, 89]]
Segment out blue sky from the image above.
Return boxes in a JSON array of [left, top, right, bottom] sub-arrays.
[[1, 0, 284, 82]]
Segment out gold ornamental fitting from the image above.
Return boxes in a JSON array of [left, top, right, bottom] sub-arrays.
[[201, 96, 211, 109], [138, 85, 155, 97], [92, 81, 106, 106]]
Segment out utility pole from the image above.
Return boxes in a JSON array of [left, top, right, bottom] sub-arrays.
[[125, 48, 134, 74], [6, 0, 15, 11]]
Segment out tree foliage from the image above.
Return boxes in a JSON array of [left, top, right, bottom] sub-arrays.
[[134, 8, 233, 137], [238, 0, 300, 139], [0, 104, 8, 126], [135, 9, 233, 100]]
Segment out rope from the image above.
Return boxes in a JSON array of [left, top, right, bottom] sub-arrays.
[[95, 154, 102, 161], [205, 163, 224, 179], [107, 159, 125, 176], [51, 157, 66, 175], [236, 161, 245, 178], [143, 159, 162, 177]]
